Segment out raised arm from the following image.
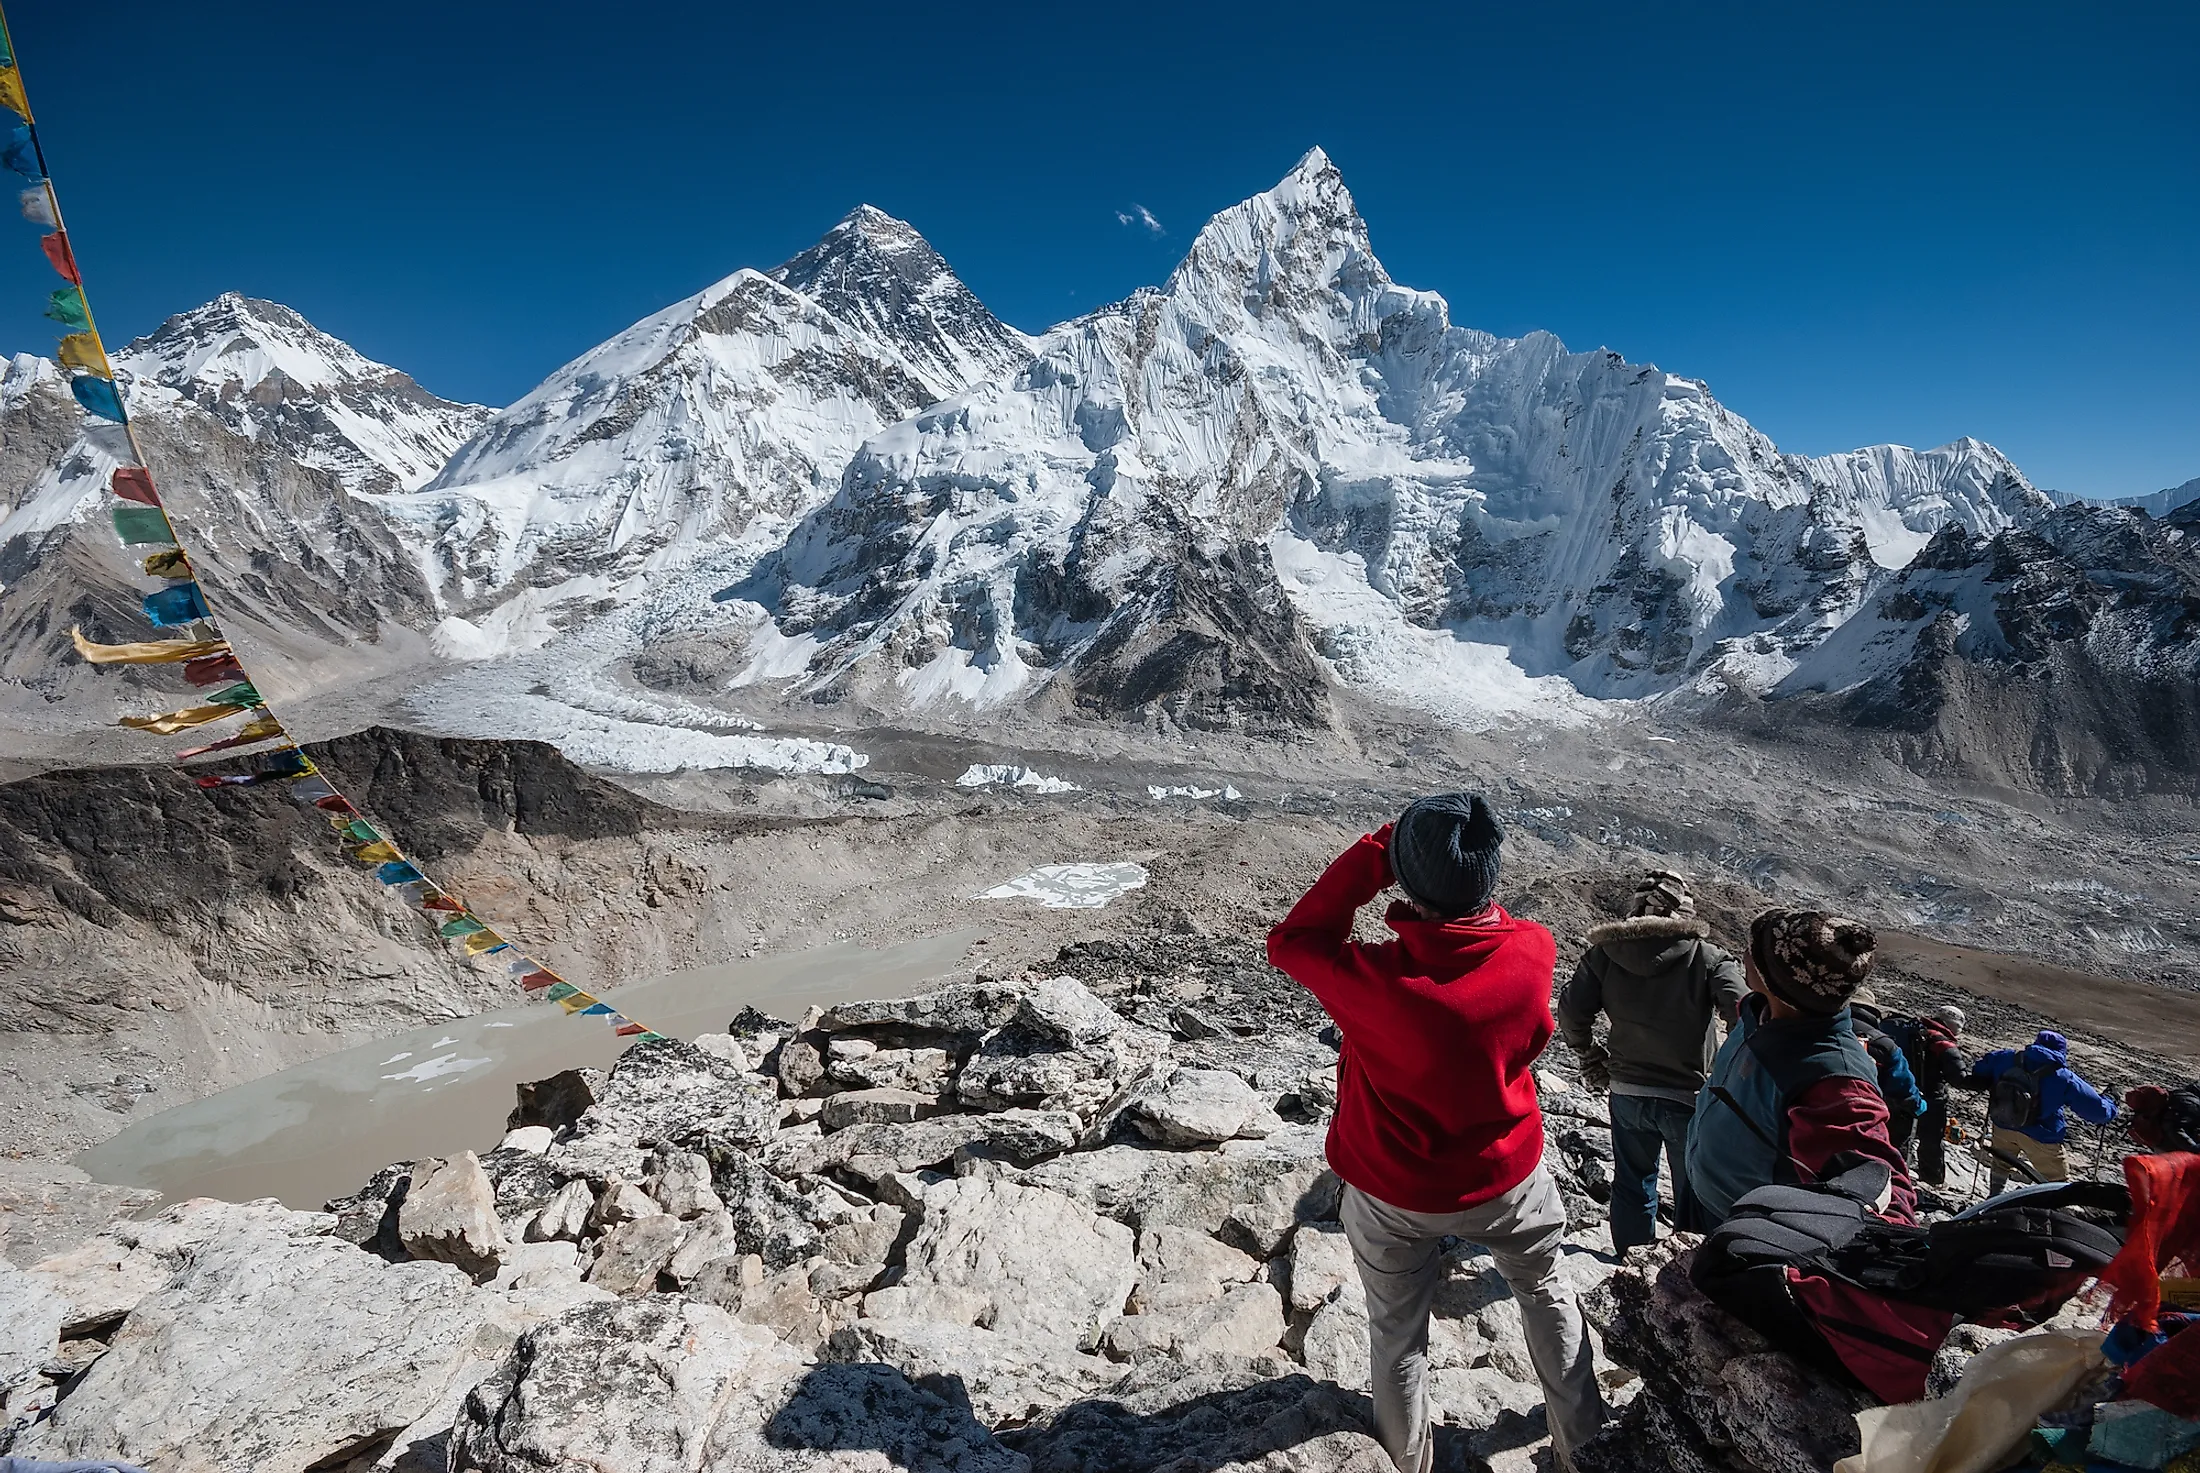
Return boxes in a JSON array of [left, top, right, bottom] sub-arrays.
[[1267, 825, 1395, 1008]]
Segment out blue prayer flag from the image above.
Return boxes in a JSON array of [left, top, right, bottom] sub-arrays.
[[1, 124, 36, 180], [143, 582, 210, 627], [72, 373, 124, 422], [376, 861, 426, 886], [579, 1003, 615, 1016]]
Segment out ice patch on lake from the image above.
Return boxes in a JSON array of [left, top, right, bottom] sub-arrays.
[[956, 764, 1081, 794], [978, 862, 1149, 910], [381, 1053, 493, 1084], [1149, 784, 1241, 802]]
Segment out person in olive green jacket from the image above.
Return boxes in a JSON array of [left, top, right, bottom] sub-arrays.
[[1557, 871, 1746, 1249]]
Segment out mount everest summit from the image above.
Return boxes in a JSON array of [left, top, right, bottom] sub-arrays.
[[1, 148, 2189, 787]]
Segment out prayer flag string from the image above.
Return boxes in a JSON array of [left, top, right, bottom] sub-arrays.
[[1, 4, 663, 1046]]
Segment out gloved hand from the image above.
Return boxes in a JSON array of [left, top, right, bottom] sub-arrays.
[[1579, 1050, 1612, 1095]]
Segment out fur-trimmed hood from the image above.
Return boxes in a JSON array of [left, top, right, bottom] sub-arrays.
[[1585, 915, 1711, 947]]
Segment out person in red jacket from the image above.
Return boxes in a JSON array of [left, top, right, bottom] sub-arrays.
[[1269, 794, 1604, 1473]]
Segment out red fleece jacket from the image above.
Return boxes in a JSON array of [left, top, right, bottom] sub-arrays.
[[1267, 826, 1553, 1213]]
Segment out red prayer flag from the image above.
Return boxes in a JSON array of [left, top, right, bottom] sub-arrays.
[[313, 795, 356, 815], [518, 970, 558, 991], [182, 653, 247, 687], [110, 467, 160, 505], [614, 1022, 646, 1036], [39, 230, 78, 285], [2102, 1152, 2200, 1332], [421, 894, 466, 913]]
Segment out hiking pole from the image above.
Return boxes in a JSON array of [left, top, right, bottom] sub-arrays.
[[1984, 1141, 2044, 1185]]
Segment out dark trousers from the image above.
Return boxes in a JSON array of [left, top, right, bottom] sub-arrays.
[[1916, 1094, 1949, 1186], [1608, 1093, 1694, 1250]]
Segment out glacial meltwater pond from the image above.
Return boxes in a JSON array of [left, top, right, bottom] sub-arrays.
[[77, 930, 979, 1212]]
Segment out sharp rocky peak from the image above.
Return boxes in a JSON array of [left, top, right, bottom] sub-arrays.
[[766, 202, 1030, 392], [1165, 145, 1381, 310], [771, 205, 956, 308]]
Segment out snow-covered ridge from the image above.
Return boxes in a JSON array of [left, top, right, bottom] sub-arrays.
[[4, 153, 2083, 742], [375, 207, 1033, 609], [114, 293, 492, 494], [737, 146, 2048, 718], [2047, 474, 2200, 520]]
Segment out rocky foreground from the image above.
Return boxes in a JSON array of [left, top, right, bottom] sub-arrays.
[[0, 954, 2023, 1473]]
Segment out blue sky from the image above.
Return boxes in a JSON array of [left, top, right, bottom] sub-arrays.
[[4, 0, 2193, 497]]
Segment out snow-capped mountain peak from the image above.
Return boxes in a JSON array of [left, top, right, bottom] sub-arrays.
[[733, 150, 2054, 726], [770, 205, 1032, 392], [113, 293, 491, 494], [386, 211, 1033, 608]]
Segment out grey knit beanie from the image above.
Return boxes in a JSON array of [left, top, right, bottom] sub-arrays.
[[1391, 793, 1505, 918]]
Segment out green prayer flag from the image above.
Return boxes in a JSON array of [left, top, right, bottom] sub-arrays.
[[112, 505, 175, 546], [542, 981, 580, 1003], [207, 682, 260, 709], [439, 914, 487, 938], [44, 286, 88, 331], [343, 819, 380, 843]]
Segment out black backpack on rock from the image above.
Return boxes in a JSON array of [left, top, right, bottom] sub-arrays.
[[1691, 1163, 2127, 1403]]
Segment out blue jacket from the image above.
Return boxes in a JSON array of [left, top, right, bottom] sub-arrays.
[[1686, 994, 1881, 1227], [1876, 1038, 1927, 1119], [1971, 1036, 2116, 1143], [1852, 1014, 1928, 1120]]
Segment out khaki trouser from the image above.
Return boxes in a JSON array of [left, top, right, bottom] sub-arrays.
[[1987, 1125, 2069, 1195], [1339, 1164, 1606, 1473]]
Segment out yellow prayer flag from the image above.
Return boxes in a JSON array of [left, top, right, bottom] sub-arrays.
[[233, 713, 285, 743], [57, 331, 110, 377], [557, 992, 598, 1014], [120, 703, 245, 734], [352, 840, 402, 864], [142, 549, 193, 579], [460, 928, 505, 956], [0, 67, 29, 121], [70, 627, 229, 666]]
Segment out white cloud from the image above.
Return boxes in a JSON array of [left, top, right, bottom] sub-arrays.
[[1115, 204, 1164, 236]]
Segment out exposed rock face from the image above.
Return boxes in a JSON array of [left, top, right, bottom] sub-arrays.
[[12, 951, 1918, 1473], [14, 1232, 496, 1473], [551, 1038, 781, 1184], [1116, 1065, 1281, 1146], [450, 1298, 808, 1473], [585, 1214, 688, 1296], [0, 1258, 66, 1421], [894, 1178, 1138, 1351], [398, 1151, 508, 1282], [401, 204, 1030, 601], [1774, 500, 2200, 796], [0, 312, 469, 709], [1579, 1240, 1868, 1473]]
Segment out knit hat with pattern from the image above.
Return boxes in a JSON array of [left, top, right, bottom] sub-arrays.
[[1750, 908, 1876, 1014]]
